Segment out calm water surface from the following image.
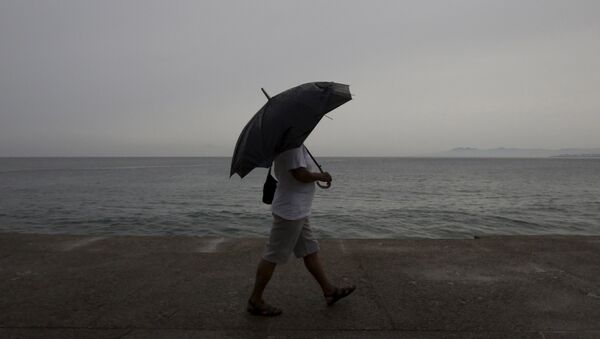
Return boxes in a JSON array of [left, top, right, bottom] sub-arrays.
[[0, 157, 598, 238]]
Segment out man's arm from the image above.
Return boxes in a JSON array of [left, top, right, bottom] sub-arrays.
[[290, 167, 332, 184]]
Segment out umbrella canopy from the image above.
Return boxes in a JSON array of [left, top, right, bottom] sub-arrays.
[[230, 82, 352, 178]]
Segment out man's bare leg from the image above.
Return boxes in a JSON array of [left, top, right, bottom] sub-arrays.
[[249, 258, 277, 304], [304, 251, 356, 305], [303, 252, 335, 295]]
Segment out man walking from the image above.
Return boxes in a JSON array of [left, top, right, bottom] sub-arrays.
[[247, 145, 355, 316]]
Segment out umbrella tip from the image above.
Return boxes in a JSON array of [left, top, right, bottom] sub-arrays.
[[261, 88, 271, 100]]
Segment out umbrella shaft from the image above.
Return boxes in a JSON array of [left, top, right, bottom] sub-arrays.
[[304, 147, 324, 173]]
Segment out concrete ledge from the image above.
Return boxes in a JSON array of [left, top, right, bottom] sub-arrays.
[[1, 233, 599, 338]]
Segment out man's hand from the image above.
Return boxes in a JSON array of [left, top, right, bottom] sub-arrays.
[[290, 168, 333, 184], [318, 172, 332, 183]]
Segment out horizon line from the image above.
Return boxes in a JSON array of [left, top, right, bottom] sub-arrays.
[[1, 155, 598, 159]]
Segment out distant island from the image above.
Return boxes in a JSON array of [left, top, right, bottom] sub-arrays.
[[431, 147, 600, 158], [550, 154, 600, 158]]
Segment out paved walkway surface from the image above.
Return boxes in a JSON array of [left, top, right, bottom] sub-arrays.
[[0, 233, 599, 338]]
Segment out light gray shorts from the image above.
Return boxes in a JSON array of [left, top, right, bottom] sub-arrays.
[[262, 214, 320, 264]]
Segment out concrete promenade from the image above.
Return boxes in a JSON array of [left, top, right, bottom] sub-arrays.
[[0, 233, 599, 338]]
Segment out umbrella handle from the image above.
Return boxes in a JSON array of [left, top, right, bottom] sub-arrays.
[[317, 181, 331, 189], [305, 147, 331, 189]]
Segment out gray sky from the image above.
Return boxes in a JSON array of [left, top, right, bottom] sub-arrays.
[[1, 0, 599, 156]]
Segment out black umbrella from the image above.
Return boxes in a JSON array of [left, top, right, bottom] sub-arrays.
[[230, 81, 352, 179]]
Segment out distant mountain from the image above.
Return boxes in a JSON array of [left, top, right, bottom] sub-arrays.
[[430, 147, 600, 158]]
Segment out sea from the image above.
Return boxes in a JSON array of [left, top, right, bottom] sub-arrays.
[[0, 157, 598, 239]]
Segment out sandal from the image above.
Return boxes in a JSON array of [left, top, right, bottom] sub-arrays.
[[247, 299, 282, 316], [325, 285, 356, 306]]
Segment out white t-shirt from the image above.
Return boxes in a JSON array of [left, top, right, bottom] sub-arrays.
[[271, 145, 316, 220]]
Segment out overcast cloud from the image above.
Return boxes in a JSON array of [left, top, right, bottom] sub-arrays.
[[1, 0, 599, 156]]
